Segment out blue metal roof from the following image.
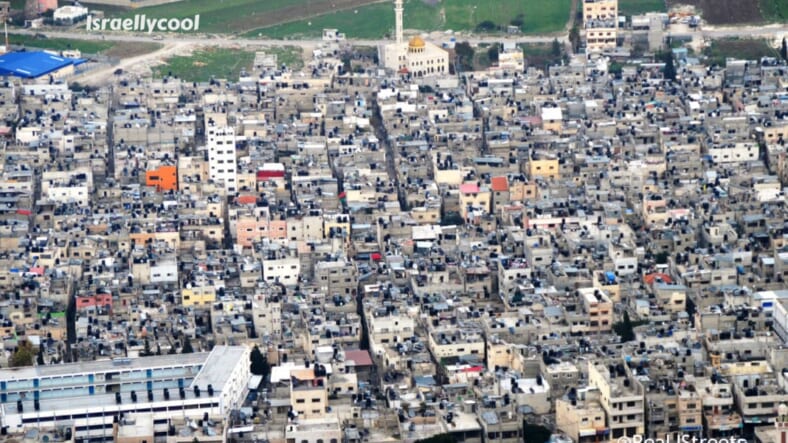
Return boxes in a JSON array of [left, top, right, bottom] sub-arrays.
[[0, 51, 86, 78]]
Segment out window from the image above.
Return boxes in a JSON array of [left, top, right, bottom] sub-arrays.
[[296, 399, 305, 403]]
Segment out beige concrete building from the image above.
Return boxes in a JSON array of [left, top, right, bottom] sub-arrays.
[[588, 361, 645, 440], [556, 392, 609, 443], [583, 0, 618, 53]]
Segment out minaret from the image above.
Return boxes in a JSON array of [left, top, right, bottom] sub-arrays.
[[394, 0, 403, 44]]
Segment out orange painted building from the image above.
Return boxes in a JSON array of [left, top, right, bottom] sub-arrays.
[[146, 165, 177, 191]]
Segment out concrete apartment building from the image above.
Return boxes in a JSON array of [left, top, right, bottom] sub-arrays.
[[583, 0, 618, 53], [588, 361, 645, 439]]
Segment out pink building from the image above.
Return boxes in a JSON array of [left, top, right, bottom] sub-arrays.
[[236, 218, 287, 247], [27, 0, 57, 14], [75, 293, 112, 314]]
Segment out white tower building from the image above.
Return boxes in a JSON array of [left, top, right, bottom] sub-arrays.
[[394, 0, 403, 44], [207, 125, 238, 194]]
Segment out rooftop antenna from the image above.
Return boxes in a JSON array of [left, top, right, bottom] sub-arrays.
[[4, 20, 8, 54]]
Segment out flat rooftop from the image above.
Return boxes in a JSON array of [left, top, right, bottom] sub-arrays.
[[191, 346, 248, 391], [0, 352, 210, 381], [116, 414, 154, 438]]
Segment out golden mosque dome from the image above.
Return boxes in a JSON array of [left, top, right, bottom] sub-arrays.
[[408, 36, 426, 48]]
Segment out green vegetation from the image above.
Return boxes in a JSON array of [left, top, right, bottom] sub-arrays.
[[38, 311, 66, 319], [522, 424, 552, 443], [9, 33, 114, 54], [614, 312, 651, 342], [469, 43, 500, 70], [761, 0, 788, 22], [454, 41, 474, 71], [80, 2, 131, 16], [153, 48, 255, 82], [618, 0, 667, 17], [702, 38, 779, 67], [181, 337, 194, 354], [264, 46, 304, 70], [251, 0, 571, 39], [415, 434, 455, 443], [662, 51, 676, 82], [10, 340, 34, 367], [249, 345, 271, 380], [108, 0, 329, 33], [521, 42, 565, 69], [440, 211, 464, 226]]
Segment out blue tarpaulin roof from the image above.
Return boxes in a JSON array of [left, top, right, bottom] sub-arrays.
[[0, 51, 86, 78]]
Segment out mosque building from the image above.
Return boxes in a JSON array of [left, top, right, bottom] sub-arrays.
[[380, 0, 449, 76]]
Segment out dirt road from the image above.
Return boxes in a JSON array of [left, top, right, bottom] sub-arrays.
[[72, 41, 192, 85]]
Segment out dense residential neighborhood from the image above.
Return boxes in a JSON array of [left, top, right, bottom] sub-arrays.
[[0, 0, 786, 443]]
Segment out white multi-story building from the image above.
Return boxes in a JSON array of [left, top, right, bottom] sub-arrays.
[[207, 124, 238, 194], [262, 256, 301, 286], [41, 168, 93, 207], [0, 346, 251, 430], [707, 142, 759, 164]]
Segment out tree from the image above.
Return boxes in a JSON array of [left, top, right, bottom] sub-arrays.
[[487, 45, 499, 64], [655, 251, 670, 265], [662, 51, 676, 82], [510, 14, 524, 28], [609, 62, 623, 76], [415, 434, 455, 443], [686, 296, 697, 327], [522, 424, 552, 443], [249, 345, 270, 378], [11, 340, 34, 367], [475, 20, 498, 33], [569, 25, 581, 53], [340, 54, 351, 74], [141, 338, 152, 357], [181, 337, 194, 354], [614, 311, 636, 342], [440, 211, 464, 226], [454, 41, 475, 72], [552, 38, 562, 57], [782, 37, 787, 61]]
